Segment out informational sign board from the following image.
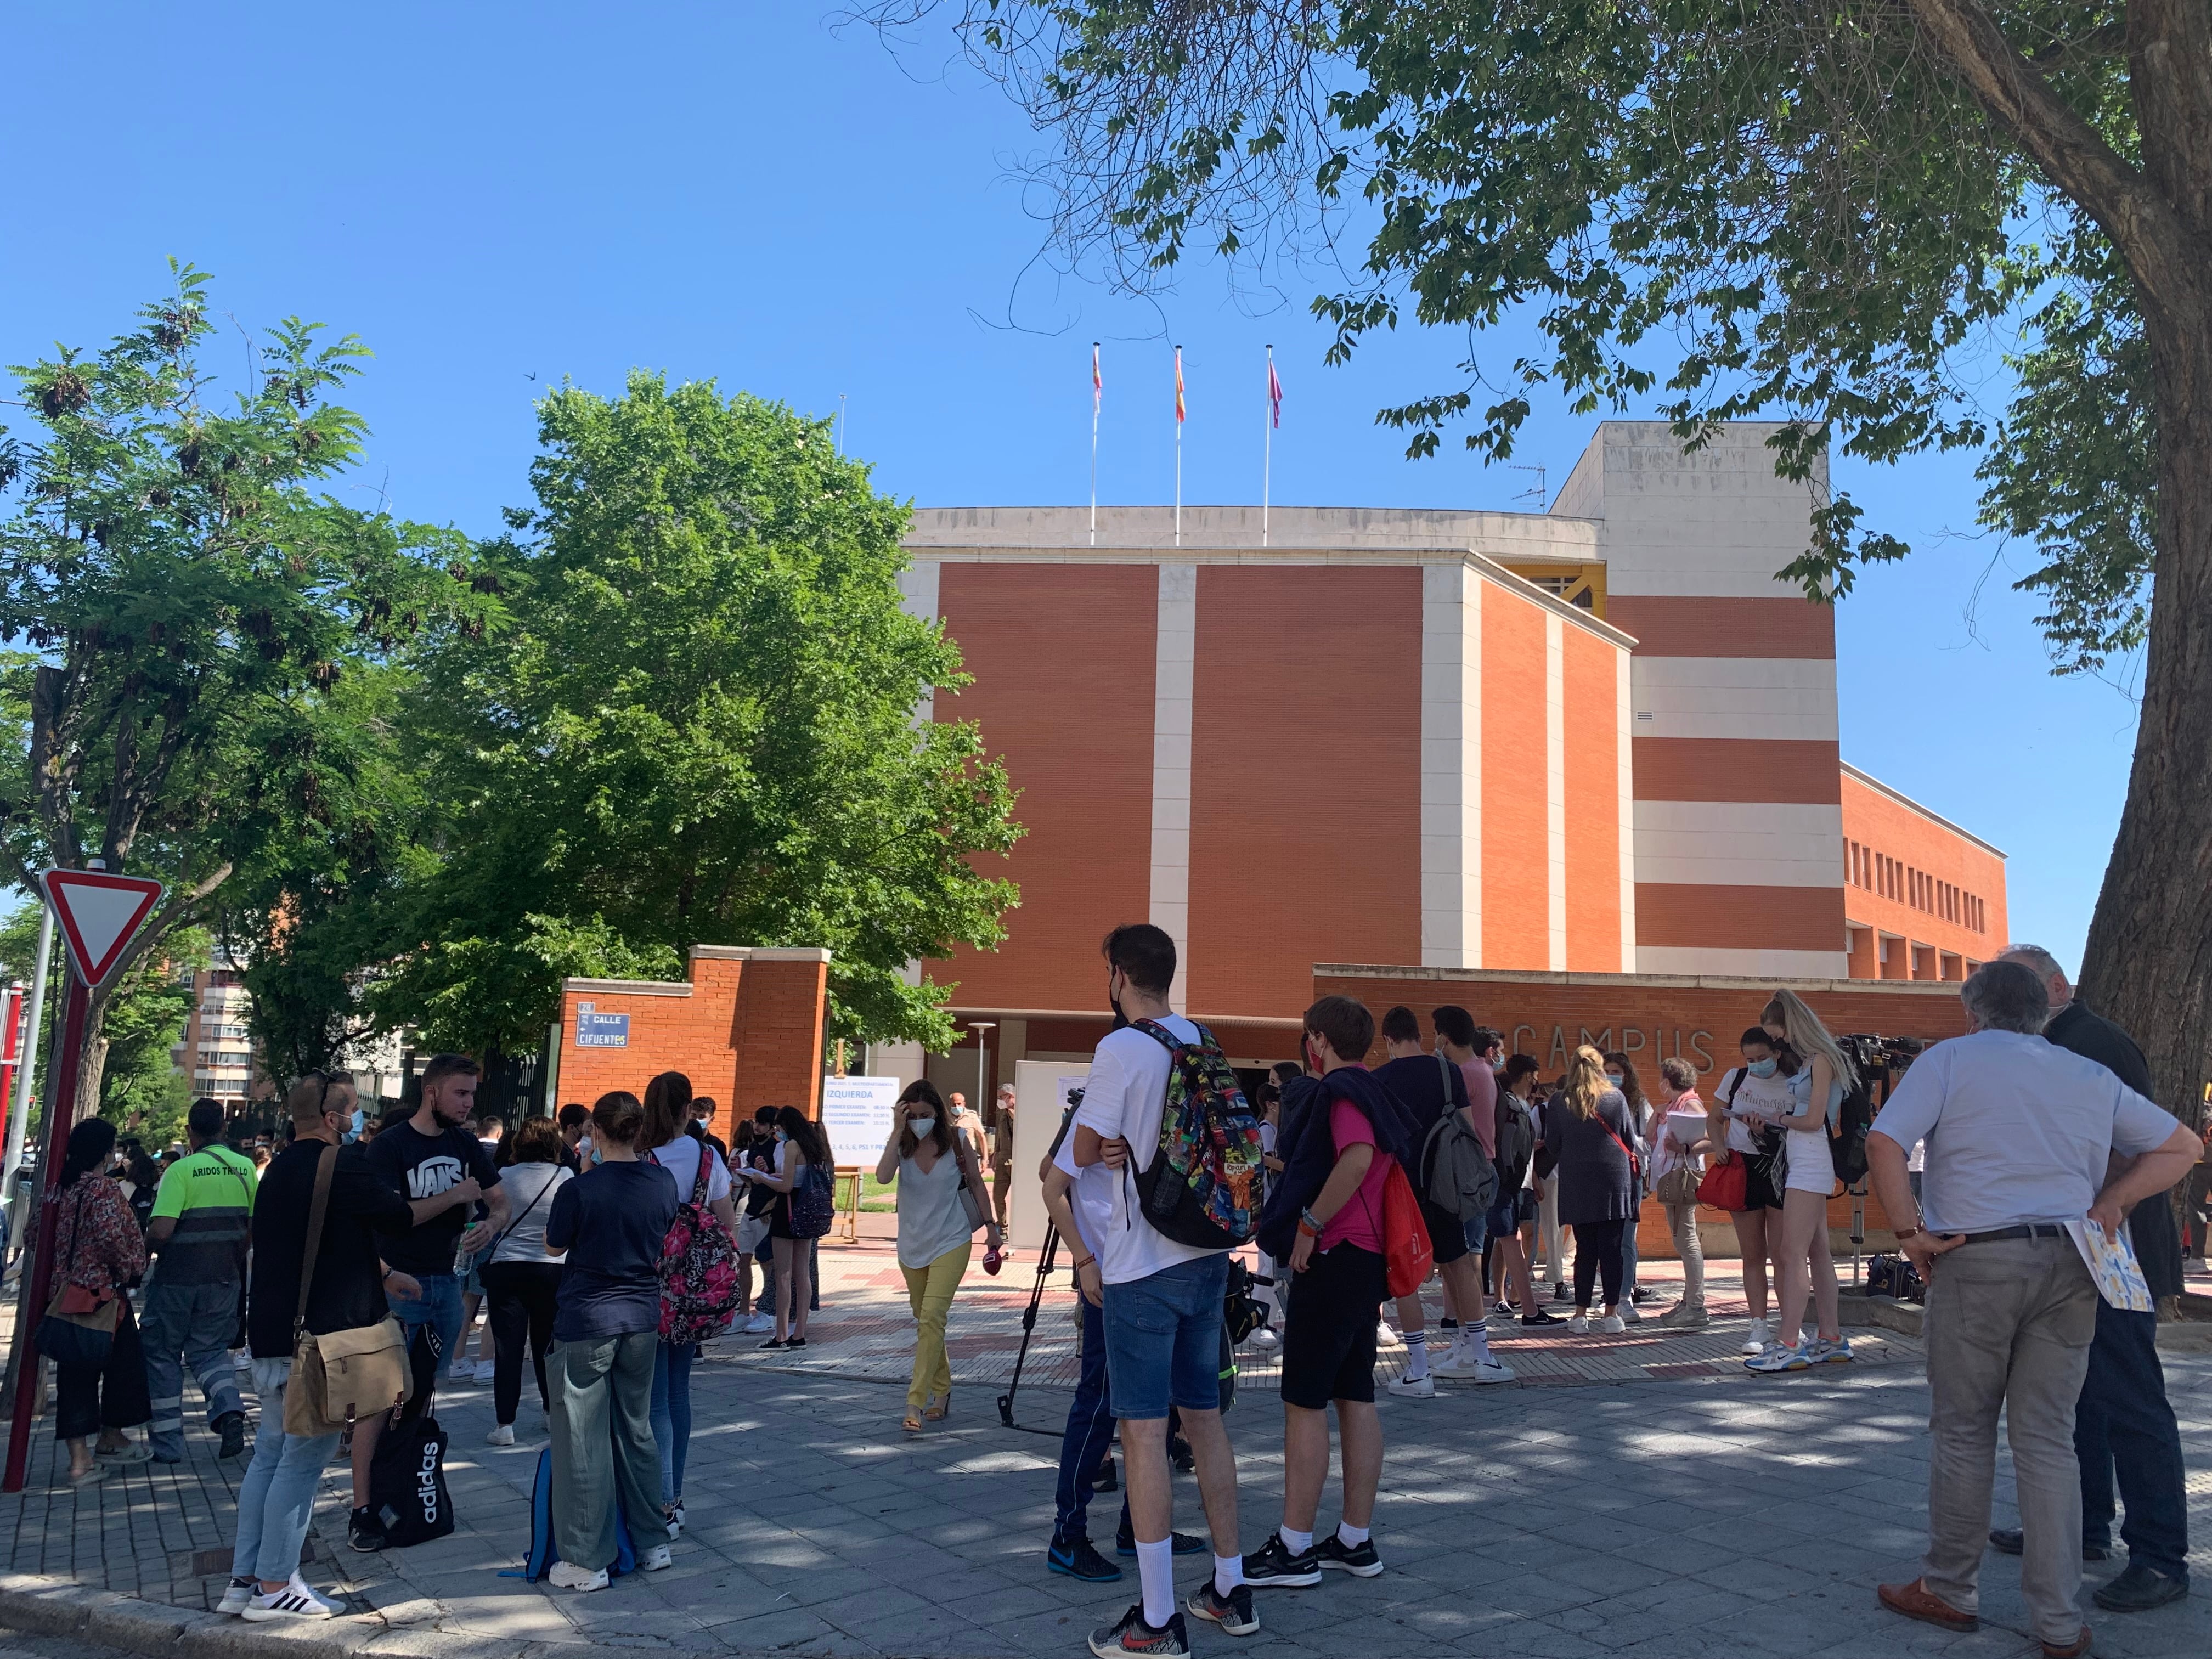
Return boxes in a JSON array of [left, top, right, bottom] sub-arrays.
[[574, 1003, 630, 1048], [1011, 1059, 1091, 1254], [821, 1074, 900, 1166]]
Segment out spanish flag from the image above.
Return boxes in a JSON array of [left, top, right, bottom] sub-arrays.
[[1175, 346, 1185, 423]]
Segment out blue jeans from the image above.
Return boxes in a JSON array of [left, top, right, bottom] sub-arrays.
[[139, 1277, 244, 1460], [1101, 1252, 1228, 1421], [650, 1340, 694, 1508], [1054, 1294, 1131, 1544], [393, 1272, 464, 1367], [2076, 1300, 2190, 1578], [231, 1359, 341, 1584]]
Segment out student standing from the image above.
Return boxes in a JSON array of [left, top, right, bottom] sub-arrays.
[[1708, 1029, 1790, 1355], [736, 1107, 828, 1347], [1545, 1047, 1636, 1334], [543, 1091, 678, 1592], [639, 1071, 737, 1531], [1744, 991, 1852, 1372], [1601, 1051, 1652, 1318], [1485, 1056, 1560, 1326], [1647, 1058, 1711, 1327], [48, 1119, 151, 1483], [1244, 997, 1418, 1594], [481, 1118, 572, 1447], [1071, 924, 1252, 1656], [876, 1080, 1000, 1432]]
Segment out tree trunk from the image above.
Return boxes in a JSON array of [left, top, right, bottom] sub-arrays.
[[74, 1030, 109, 1126], [2077, 267, 2212, 1133]]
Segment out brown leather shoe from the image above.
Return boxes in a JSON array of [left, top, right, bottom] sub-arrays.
[[2040, 1627, 2092, 1658], [1877, 1579, 1979, 1632]]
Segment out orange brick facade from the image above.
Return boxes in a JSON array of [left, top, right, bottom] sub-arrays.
[[553, 946, 830, 1119], [1839, 765, 2009, 982]]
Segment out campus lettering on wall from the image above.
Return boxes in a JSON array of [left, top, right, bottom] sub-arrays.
[[1511, 1024, 1717, 1073]]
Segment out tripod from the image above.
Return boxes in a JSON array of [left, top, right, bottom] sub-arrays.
[[997, 1222, 1065, 1434]]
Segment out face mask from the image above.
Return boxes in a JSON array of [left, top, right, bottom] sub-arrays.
[[1108, 972, 1126, 1028], [1605, 1073, 1624, 1088], [775, 1129, 788, 1143], [1747, 1058, 1778, 1079], [907, 1116, 936, 1139]]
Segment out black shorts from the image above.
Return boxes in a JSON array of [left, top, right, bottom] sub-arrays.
[[1280, 1243, 1388, 1410], [1743, 1152, 1784, 1214], [1417, 1193, 1471, 1266]]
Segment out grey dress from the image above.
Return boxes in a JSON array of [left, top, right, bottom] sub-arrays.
[[1544, 1089, 1638, 1225]]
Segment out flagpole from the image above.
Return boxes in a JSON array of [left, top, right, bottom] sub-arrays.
[[1173, 345, 1183, 549], [1263, 345, 1274, 549], [1090, 342, 1101, 548]]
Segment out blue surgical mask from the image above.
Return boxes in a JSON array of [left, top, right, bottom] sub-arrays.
[[775, 1128, 788, 1143], [1605, 1072, 1624, 1088], [1747, 1058, 1778, 1079]]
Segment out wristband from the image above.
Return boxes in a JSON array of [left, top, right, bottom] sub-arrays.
[[1298, 1207, 1322, 1238], [1894, 1226, 1922, 1241], [1071, 1254, 1097, 1272]]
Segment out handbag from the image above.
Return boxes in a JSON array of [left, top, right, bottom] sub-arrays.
[[285, 1143, 413, 1437], [37, 1186, 123, 1366], [1696, 1151, 1748, 1212], [954, 1143, 988, 1233], [1652, 1164, 1702, 1206]]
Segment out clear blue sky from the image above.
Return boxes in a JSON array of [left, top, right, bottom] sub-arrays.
[[2, 2, 2140, 970]]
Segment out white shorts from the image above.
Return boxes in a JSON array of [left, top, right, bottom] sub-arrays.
[[1782, 1129, 1835, 1195]]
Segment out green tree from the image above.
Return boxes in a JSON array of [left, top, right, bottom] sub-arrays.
[[889, 0, 2212, 1118], [0, 264, 499, 1116], [371, 375, 1020, 1060]]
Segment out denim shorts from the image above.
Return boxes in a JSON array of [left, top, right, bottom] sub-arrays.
[[1459, 1208, 1488, 1256], [1101, 1252, 1230, 1421]]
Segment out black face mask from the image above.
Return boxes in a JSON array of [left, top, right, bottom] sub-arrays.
[[1108, 973, 1127, 1030]]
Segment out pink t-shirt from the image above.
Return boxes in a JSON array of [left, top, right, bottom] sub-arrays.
[[1457, 1058, 1498, 1158], [1318, 1099, 1393, 1253]]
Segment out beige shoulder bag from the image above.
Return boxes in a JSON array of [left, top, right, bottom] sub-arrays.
[[284, 1143, 413, 1437]]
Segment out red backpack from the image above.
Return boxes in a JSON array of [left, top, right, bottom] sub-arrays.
[[655, 1147, 741, 1344], [1380, 1160, 1434, 1298]]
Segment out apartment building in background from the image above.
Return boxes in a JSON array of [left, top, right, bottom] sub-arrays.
[[171, 955, 259, 1103]]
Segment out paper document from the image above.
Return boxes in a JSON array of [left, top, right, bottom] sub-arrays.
[[2063, 1217, 2153, 1312]]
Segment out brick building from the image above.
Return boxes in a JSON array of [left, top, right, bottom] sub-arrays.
[[878, 421, 2009, 1105]]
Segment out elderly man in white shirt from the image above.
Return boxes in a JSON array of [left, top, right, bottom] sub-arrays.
[[1866, 960, 2198, 1659]]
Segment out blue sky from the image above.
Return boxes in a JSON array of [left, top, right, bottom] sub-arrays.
[[2, 2, 2139, 969]]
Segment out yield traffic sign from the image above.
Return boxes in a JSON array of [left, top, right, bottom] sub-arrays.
[[38, 867, 165, 989]]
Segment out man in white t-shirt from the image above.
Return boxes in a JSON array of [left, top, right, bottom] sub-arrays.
[[1073, 924, 1252, 1654]]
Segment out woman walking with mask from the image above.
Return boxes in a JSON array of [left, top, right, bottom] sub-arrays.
[[874, 1080, 1000, 1432], [1746, 991, 1854, 1372]]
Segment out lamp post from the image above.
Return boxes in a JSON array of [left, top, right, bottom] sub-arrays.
[[969, 1023, 995, 1118]]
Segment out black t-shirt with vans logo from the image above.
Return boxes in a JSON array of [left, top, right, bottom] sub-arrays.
[[365, 1120, 502, 1276]]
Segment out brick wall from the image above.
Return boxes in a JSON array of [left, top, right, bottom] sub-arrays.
[[554, 945, 830, 1119]]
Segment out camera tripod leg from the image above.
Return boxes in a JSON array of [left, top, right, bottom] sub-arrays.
[[996, 1223, 1060, 1428]]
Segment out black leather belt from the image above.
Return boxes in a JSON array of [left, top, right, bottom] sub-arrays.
[[1957, 1223, 2070, 1244]]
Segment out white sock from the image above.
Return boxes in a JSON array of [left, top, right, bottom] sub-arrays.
[[1402, 1330, 1429, 1381], [1462, 1323, 1494, 1362], [1136, 1539, 1175, 1629], [1279, 1525, 1313, 1555], [1213, 1553, 1242, 1595], [1336, 1521, 1370, 1547]]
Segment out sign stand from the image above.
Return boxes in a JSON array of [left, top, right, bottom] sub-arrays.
[[2, 867, 163, 1494]]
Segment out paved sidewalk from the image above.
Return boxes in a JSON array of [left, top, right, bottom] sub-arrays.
[[0, 1241, 2204, 1657]]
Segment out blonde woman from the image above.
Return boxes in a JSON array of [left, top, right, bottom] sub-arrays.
[[874, 1080, 1000, 1432], [1745, 990, 1855, 1372], [1541, 1047, 1639, 1334]]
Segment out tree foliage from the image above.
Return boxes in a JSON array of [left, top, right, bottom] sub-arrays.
[[370, 375, 1021, 1059], [0, 265, 500, 1110]]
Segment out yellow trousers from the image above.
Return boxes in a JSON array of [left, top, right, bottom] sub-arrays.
[[900, 1243, 971, 1410]]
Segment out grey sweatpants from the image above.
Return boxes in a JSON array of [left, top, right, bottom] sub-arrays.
[[549, 1331, 663, 1572], [1921, 1234, 2097, 1644]]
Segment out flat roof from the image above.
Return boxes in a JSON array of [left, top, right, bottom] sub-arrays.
[[1840, 761, 2007, 859]]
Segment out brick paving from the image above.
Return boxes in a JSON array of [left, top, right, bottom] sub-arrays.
[[0, 1235, 2202, 1656]]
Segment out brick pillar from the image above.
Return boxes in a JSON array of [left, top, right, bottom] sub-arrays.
[[732, 949, 831, 1118]]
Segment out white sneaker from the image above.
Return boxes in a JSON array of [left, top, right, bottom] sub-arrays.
[[548, 1561, 610, 1592], [1432, 1351, 1515, 1384], [241, 1575, 337, 1621], [475, 1358, 498, 1382], [217, 1576, 257, 1616], [1374, 1322, 1404, 1349], [1567, 1313, 1590, 1334], [486, 1423, 515, 1447], [1596, 1314, 1626, 1335], [744, 1312, 775, 1334], [1385, 1373, 1435, 1398], [1245, 1325, 1280, 1350], [639, 1544, 674, 1572], [1742, 1318, 1772, 1356], [1617, 1300, 1642, 1324]]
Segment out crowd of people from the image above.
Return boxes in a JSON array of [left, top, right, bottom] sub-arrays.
[[22, 926, 2204, 1654]]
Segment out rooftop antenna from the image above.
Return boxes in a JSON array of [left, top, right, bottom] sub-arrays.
[[838, 393, 848, 454], [1509, 463, 1548, 508]]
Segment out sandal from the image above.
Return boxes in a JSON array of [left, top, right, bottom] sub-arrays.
[[902, 1410, 924, 1434], [923, 1392, 950, 1422]]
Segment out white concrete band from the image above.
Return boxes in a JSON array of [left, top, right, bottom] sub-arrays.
[[1420, 563, 1482, 968], [1149, 564, 1197, 988]]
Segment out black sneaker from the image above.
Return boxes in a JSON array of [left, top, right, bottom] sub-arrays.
[[347, 1507, 387, 1553], [1520, 1310, 1565, 1327], [1094, 1458, 1118, 1493], [1988, 1528, 2108, 1562], [1048, 1537, 1123, 1583], [1186, 1581, 1259, 1636], [1242, 1532, 1322, 1588], [1314, 1533, 1383, 1577], [216, 1411, 247, 1460], [1437, 1317, 1459, 1332], [1088, 1604, 1189, 1658], [2092, 1560, 2190, 1611], [1118, 1528, 1206, 1556], [1169, 1434, 1194, 1472]]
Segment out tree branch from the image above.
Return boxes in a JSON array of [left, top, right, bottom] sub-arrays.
[[2028, 22, 2129, 71]]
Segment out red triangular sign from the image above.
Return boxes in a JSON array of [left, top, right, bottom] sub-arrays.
[[40, 869, 165, 990]]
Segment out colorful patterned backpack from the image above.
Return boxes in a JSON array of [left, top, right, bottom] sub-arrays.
[[654, 1147, 741, 1344], [1130, 1019, 1265, 1248]]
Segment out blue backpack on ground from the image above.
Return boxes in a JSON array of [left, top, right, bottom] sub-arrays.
[[521, 1447, 638, 1582]]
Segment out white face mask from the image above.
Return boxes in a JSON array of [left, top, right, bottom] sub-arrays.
[[907, 1116, 936, 1140]]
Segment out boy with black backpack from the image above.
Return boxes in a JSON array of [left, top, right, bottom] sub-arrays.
[[1071, 924, 1259, 1656]]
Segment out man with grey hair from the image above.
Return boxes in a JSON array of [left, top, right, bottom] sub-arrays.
[[1865, 960, 2199, 1658], [1994, 944, 2191, 1612]]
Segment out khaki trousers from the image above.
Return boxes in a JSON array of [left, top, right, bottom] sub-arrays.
[[1663, 1201, 1705, 1308], [901, 1242, 972, 1411], [1921, 1234, 2097, 1643]]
